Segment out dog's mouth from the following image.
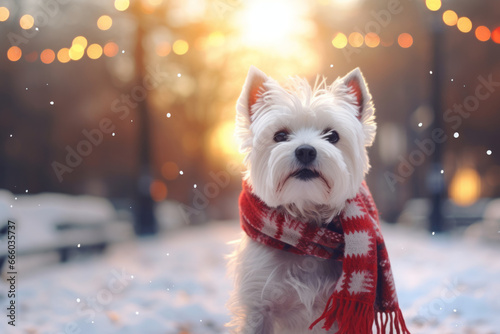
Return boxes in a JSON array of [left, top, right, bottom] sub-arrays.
[[291, 168, 320, 181], [277, 168, 331, 194]]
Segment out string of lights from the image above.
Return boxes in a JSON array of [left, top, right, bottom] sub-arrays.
[[1, 0, 499, 63], [331, 0, 499, 50]]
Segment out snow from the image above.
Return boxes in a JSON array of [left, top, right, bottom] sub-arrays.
[[1, 193, 500, 333]]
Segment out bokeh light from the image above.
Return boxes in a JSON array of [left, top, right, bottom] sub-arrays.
[[207, 31, 225, 48], [97, 15, 113, 31], [173, 40, 189, 55], [103, 42, 119, 57], [475, 26, 491, 42], [442, 10, 458, 26], [0, 6, 9, 21], [332, 33, 347, 49], [398, 33, 413, 48], [365, 32, 380, 48], [161, 162, 179, 180], [348, 32, 364, 48], [19, 14, 34, 30], [150, 180, 168, 202], [40, 49, 56, 64], [69, 44, 85, 61], [449, 168, 481, 206], [457, 17, 472, 33], [72, 36, 88, 49], [57, 48, 71, 63], [425, 0, 441, 11], [492, 27, 500, 44], [7, 46, 22, 62], [155, 42, 171, 57], [87, 44, 103, 59], [114, 0, 130, 11]]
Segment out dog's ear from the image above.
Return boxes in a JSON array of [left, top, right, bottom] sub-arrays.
[[235, 66, 270, 154], [237, 66, 269, 119], [341, 68, 376, 146]]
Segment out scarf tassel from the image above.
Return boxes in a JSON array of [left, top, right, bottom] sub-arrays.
[[309, 296, 374, 333], [309, 296, 411, 334], [374, 309, 411, 334]]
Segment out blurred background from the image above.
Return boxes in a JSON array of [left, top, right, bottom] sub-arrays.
[[1, 0, 500, 333], [1, 0, 500, 234]]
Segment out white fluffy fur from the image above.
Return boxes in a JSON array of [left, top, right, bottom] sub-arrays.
[[227, 66, 376, 334]]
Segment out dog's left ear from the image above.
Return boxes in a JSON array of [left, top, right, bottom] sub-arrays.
[[341, 68, 376, 146]]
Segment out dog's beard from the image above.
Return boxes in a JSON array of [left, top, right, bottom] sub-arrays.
[[247, 137, 364, 222]]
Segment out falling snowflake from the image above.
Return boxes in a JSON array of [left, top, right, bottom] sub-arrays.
[[179, 170, 184, 175], [418, 122, 423, 127], [429, 71, 433, 74], [9, 134, 12, 137], [193, 184, 197, 188], [25, 189, 28, 193], [76, 298, 81, 303], [112, 132, 115, 136], [440, 170, 444, 174], [453, 132, 459, 138], [50, 101, 54, 105], [330, 64, 334, 68], [432, 232, 435, 235], [451, 79, 454, 82], [77, 244, 81, 248], [177, 73, 181, 77], [487, 150, 492, 155], [166, 113, 171, 118]]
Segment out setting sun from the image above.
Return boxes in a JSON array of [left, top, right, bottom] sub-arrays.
[[236, 0, 307, 49]]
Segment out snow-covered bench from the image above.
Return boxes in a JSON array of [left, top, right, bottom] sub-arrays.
[[0, 190, 134, 272]]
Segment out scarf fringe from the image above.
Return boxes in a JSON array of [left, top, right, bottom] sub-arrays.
[[308, 297, 411, 334], [374, 309, 411, 334], [309, 296, 374, 333]]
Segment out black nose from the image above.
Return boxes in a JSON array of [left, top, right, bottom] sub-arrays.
[[295, 144, 317, 165]]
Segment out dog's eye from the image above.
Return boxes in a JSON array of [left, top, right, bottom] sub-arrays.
[[325, 130, 340, 144], [273, 131, 289, 143]]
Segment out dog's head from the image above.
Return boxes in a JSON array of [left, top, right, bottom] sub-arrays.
[[235, 66, 376, 218]]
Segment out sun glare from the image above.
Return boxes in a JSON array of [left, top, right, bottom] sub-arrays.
[[237, 0, 306, 49]]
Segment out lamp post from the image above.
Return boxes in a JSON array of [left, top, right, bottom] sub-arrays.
[[428, 13, 445, 233], [131, 1, 158, 236]]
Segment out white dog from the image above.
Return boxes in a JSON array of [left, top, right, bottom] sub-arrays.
[[227, 66, 408, 334]]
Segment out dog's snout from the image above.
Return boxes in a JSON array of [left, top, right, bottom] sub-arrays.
[[295, 145, 317, 165]]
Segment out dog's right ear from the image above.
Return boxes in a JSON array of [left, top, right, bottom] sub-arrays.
[[235, 66, 270, 154], [237, 66, 269, 119]]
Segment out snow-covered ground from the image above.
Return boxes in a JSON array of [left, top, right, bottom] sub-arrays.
[[1, 191, 500, 333], [0, 191, 500, 334]]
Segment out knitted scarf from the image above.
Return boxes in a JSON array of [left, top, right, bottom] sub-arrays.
[[239, 180, 410, 334]]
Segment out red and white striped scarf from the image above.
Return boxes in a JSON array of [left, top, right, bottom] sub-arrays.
[[239, 180, 410, 333]]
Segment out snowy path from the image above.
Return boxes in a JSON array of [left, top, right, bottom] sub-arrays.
[[1, 221, 499, 334]]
